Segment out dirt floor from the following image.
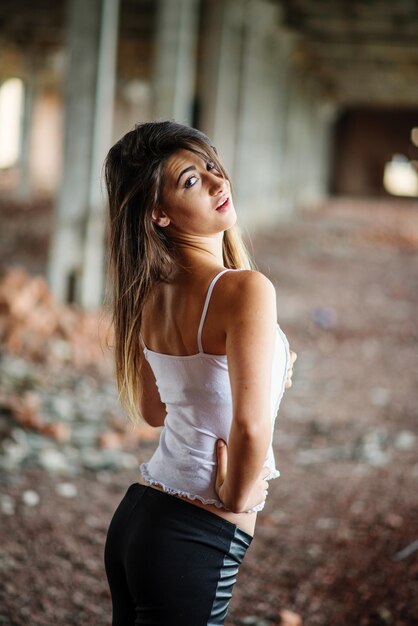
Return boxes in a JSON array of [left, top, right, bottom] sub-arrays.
[[0, 197, 417, 626]]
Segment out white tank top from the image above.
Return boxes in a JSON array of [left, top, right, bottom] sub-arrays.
[[140, 269, 291, 513]]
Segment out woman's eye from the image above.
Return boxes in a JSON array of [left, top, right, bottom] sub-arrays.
[[184, 175, 198, 189], [207, 161, 217, 172]]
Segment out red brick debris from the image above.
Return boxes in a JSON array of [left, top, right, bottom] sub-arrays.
[[0, 266, 113, 371]]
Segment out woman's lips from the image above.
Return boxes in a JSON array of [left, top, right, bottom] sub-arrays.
[[216, 197, 230, 212]]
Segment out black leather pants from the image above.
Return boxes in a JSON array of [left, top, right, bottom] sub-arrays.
[[104, 483, 253, 626]]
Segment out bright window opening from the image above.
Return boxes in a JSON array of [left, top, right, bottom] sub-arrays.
[[383, 154, 418, 197], [0, 77, 24, 168]]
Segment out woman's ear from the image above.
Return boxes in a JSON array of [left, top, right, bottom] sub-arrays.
[[151, 207, 171, 227]]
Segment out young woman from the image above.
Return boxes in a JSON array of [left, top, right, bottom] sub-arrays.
[[103, 121, 296, 626]]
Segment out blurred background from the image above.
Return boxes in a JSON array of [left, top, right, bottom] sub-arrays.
[[0, 1, 417, 625], [0, 0, 418, 305]]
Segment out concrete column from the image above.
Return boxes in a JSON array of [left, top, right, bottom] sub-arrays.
[[153, 0, 200, 124], [294, 90, 335, 209], [199, 1, 299, 228], [294, 80, 315, 208], [279, 73, 307, 216], [199, 0, 246, 173], [314, 101, 336, 200], [48, 0, 120, 307], [267, 34, 294, 221], [307, 97, 322, 204], [280, 69, 335, 213], [303, 98, 324, 205], [81, 0, 120, 308], [16, 58, 36, 200], [233, 0, 285, 229]]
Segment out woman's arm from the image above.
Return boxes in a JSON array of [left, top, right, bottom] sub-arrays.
[[216, 270, 278, 513], [138, 355, 167, 427]]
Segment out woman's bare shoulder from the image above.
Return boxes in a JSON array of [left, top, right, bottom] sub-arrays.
[[222, 269, 276, 297], [220, 269, 276, 317]]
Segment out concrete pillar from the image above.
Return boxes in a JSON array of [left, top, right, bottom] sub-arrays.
[[306, 97, 322, 204], [17, 58, 36, 200], [81, 0, 120, 308], [314, 101, 336, 200], [267, 34, 294, 221], [302, 98, 324, 205], [292, 88, 335, 209], [278, 70, 335, 213], [293, 80, 315, 208], [153, 0, 200, 124], [48, 0, 120, 307], [279, 73, 307, 215], [199, 0, 246, 173], [199, 1, 305, 228], [233, 0, 286, 229]]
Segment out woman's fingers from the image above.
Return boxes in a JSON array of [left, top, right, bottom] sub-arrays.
[[261, 478, 269, 500], [261, 467, 270, 498], [284, 349, 297, 388], [262, 466, 271, 479], [215, 439, 228, 493], [216, 458, 271, 510]]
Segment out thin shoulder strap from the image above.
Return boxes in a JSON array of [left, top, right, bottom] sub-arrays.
[[197, 269, 232, 354], [139, 331, 147, 351]]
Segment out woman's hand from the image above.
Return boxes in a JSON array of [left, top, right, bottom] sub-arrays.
[[215, 439, 270, 513], [285, 350, 297, 389]]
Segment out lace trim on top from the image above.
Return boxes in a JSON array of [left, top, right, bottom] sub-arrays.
[[140, 462, 280, 514]]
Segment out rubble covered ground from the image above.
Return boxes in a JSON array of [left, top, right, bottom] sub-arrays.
[[0, 197, 417, 626]]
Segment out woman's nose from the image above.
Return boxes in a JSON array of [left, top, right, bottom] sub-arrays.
[[208, 174, 225, 196]]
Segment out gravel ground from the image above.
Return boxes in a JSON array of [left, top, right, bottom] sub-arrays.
[[0, 197, 417, 626]]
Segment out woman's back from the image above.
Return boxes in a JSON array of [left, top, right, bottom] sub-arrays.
[[139, 268, 290, 513], [140, 266, 237, 357]]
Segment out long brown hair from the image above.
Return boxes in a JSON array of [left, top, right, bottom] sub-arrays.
[[104, 120, 254, 424]]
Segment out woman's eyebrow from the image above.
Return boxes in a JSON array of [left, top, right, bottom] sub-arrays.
[[176, 165, 196, 186]]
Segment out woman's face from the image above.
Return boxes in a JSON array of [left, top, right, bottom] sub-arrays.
[[152, 149, 237, 236]]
